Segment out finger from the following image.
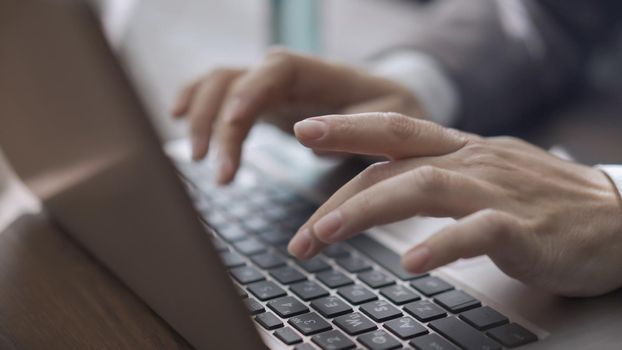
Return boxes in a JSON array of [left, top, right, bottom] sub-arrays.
[[187, 69, 242, 161], [214, 56, 299, 184], [401, 209, 522, 273], [171, 79, 201, 118], [294, 113, 469, 160], [341, 94, 424, 119]]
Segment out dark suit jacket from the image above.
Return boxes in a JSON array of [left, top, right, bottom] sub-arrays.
[[406, 0, 622, 134]]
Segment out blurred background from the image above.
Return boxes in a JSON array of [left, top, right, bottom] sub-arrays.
[[95, 0, 622, 164]]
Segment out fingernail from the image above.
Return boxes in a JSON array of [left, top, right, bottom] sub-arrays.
[[313, 210, 343, 242], [216, 155, 233, 185], [402, 246, 431, 272], [288, 228, 313, 259], [294, 120, 327, 141], [191, 137, 208, 161]]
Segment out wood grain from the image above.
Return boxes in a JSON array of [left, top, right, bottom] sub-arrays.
[[0, 213, 193, 350]]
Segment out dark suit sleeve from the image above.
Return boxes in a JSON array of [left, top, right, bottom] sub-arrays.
[[404, 0, 621, 134]]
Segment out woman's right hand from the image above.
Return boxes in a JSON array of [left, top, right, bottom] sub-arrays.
[[172, 50, 423, 184]]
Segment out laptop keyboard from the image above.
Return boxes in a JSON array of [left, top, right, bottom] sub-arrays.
[[176, 161, 538, 350]]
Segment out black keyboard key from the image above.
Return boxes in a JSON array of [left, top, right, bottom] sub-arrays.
[[296, 256, 332, 273], [349, 235, 427, 280], [275, 244, 295, 258], [434, 290, 481, 313], [338, 284, 377, 305], [235, 284, 248, 298], [487, 323, 537, 348], [289, 312, 333, 335], [312, 329, 356, 350], [251, 253, 286, 269], [316, 270, 354, 288], [233, 238, 267, 256], [258, 231, 292, 245], [255, 312, 283, 330], [311, 296, 353, 318], [460, 306, 508, 330], [429, 317, 501, 350], [219, 251, 245, 268], [384, 316, 428, 339], [410, 333, 459, 350], [380, 284, 420, 305], [360, 300, 402, 322], [270, 266, 307, 284], [294, 344, 315, 350], [404, 300, 447, 322], [217, 224, 248, 242], [268, 296, 309, 318], [359, 270, 396, 289], [230, 266, 265, 284], [211, 238, 229, 251], [290, 281, 329, 301], [247, 280, 287, 301], [357, 329, 402, 350], [336, 256, 372, 273], [274, 326, 303, 345], [322, 244, 351, 258], [410, 276, 454, 296], [243, 216, 271, 232], [334, 312, 377, 335], [243, 298, 265, 315]]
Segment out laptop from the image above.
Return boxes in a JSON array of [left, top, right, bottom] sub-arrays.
[[1, 0, 621, 349]]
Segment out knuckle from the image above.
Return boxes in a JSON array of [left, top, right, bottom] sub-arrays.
[[355, 192, 375, 217], [383, 112, 419, 141], [411, 166, 447, 193], [357, 162, 393, 188]]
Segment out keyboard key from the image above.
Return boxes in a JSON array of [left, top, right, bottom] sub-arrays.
[[410, 276, 454, 296], [258, 231, 292, 245], [337, 284, 377, 305], [233, 238, 267, 256], [322, 244, 351, 258], [274, 326, 303, 345], [270, 266, 307, 284], [235, 284, 248, 298], [290, 281, 329, 301], [357, 329, 402, 350], [334, 312, 377, 335], [429, 317, 501, 350], [217, 224, 248, 242], [311, 296, 353, 318], [255, 312, 283, 330], [268, 296, 309, 318], [243, 216, 271, 232], [219, 251, 245, 268], [247, 280, 287, 301], [384, 316, 428, 339], [336, 256, 372, 273], [404, 300, 447, 322], [316, 270, 354, 288], [410, 333, 459, 350], [243, 298, 265, 315], [294, 344, 315, 350], [349, 235, 427, 280], [380, 285, 420, 305], [487, 323, 537, 348], [250, 253, 286, 269], [230, 266, 265, 284], [460, 306, 508, 330], [296, 256, 332, 273], [289, 312, 333, 335], [359, 270, 396, 289], [434, 290, 481, 313], [312, 329, 356, 350], [360, 300, 402, 322]]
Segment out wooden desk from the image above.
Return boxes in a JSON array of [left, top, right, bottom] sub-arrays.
[[0, 214, 191, 350]]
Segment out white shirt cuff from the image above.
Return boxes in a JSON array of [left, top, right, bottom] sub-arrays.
[[597, 165, 622, 199], [373, 50, 460, 126]]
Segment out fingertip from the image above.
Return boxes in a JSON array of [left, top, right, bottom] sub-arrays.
[[401, 245, 431, 273], [215, 155, 235, 185], [294, 119, 328, 143], [288, 228, 314, 260], [191, 137, 210, 162]]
